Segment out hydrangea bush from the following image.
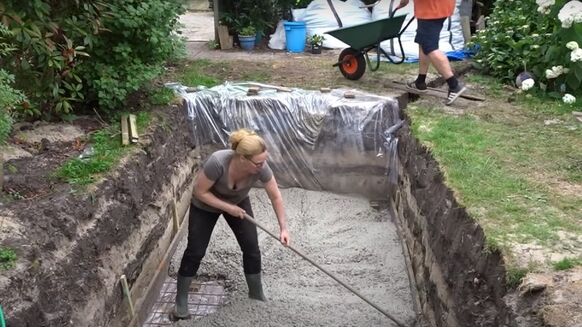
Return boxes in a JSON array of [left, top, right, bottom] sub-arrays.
[[471, 0, 582, 103]]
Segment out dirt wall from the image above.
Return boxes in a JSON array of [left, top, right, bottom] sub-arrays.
[[0, 104, 196, 326], [392, 110, 515, 326]]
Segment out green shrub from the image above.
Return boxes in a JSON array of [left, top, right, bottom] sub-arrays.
[[471, 0, 582, 98], [1, 1, 106, 118], [220, 0, 275, 35], [0, 109, 13, 145], [79, 0, 186, 112], [0, 24, 26, 144], [275, 0, 312, 20], [0, 74, 17, 147], [0, 25, 26, 144], [0, 0, 186, 118]]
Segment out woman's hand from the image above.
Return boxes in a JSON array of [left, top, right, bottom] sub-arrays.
[[225, 204, 246, 219], [280, 228, 290, 246]]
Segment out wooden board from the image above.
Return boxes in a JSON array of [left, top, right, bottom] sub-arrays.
[[128, 114, 139, 143], [387, 80, 486, 101], [217, 24, 233, 50], [246, 82, 292, 92], [121, 114, 130, 146]]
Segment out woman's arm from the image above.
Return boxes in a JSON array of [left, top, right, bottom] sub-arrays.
[[194, 171, 246, 218], [264, 176, 290, 245]]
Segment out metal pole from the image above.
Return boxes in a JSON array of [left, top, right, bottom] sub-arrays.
[[243, 214, 404, 327]]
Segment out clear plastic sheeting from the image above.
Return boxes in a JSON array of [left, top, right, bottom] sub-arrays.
[[172, 82, 403, 199]]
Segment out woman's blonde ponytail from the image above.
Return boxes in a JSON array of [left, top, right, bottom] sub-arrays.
[[229, 128, 266, 156]]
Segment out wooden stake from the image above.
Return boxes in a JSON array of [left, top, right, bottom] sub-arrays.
[[120, 275, 135, 319], [247, 82, 291, 92], [128, 114, 139, 143], [172, 198, 180, 237], [121, 115, 129, 146]]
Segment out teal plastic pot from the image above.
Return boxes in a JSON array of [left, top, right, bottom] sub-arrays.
[[239, 35, 255, 50]]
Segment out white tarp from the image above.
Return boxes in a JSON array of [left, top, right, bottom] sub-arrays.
[[301, 0, 371, 48], [268, 0, 465, 60], [269, 0, 371, 49]]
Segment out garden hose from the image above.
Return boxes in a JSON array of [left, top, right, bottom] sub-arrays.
[[0, 304, 6, 327]]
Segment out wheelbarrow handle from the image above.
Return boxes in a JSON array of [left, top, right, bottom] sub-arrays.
[[390, 6, 401, 18]]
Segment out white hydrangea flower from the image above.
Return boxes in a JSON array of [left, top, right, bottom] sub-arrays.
[[558, 1, 582, 28], [546, 69, 557, 79], [521, 78, 535, 91], [537, 0, 555, 13], [571, 48, 582, 62], [566, 41, 579, 50], [545, 65, 566, 78], [563, 93, 576, 104]]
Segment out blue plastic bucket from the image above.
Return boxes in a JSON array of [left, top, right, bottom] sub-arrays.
[[283, 21, 306, 53]]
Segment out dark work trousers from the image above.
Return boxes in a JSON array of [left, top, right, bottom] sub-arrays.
[[178, 197, 261, 277]]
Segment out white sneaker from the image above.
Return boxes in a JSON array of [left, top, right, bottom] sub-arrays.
[[446, 85, 467, 105]]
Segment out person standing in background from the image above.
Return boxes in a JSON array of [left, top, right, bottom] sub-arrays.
[[399, 0, 468, 105]]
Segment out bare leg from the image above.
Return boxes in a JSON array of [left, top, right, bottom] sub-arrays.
[[424, 48, 454, 79], [418, 45, 430, 75]]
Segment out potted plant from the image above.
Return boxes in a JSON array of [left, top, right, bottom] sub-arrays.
[[308, 34, 325, 54], [238, 25, 257, 50]]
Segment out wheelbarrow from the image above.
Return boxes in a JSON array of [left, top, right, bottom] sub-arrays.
[[327, 10, 414, 80]]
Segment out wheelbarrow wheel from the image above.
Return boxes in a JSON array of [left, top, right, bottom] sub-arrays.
[[338, 48, 366, 80]]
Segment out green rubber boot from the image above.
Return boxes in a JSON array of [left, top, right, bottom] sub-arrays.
[[245, 273, 267, 301], [170, 275, 193, 321]]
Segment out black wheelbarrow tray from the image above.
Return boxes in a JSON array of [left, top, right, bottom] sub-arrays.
[[327, 13, 413, 80]]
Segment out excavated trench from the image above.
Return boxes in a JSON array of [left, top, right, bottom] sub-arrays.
[[0, 84, 513, 326]]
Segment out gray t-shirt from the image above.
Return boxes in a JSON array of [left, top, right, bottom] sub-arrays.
[[192, 149, 273, 213]]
